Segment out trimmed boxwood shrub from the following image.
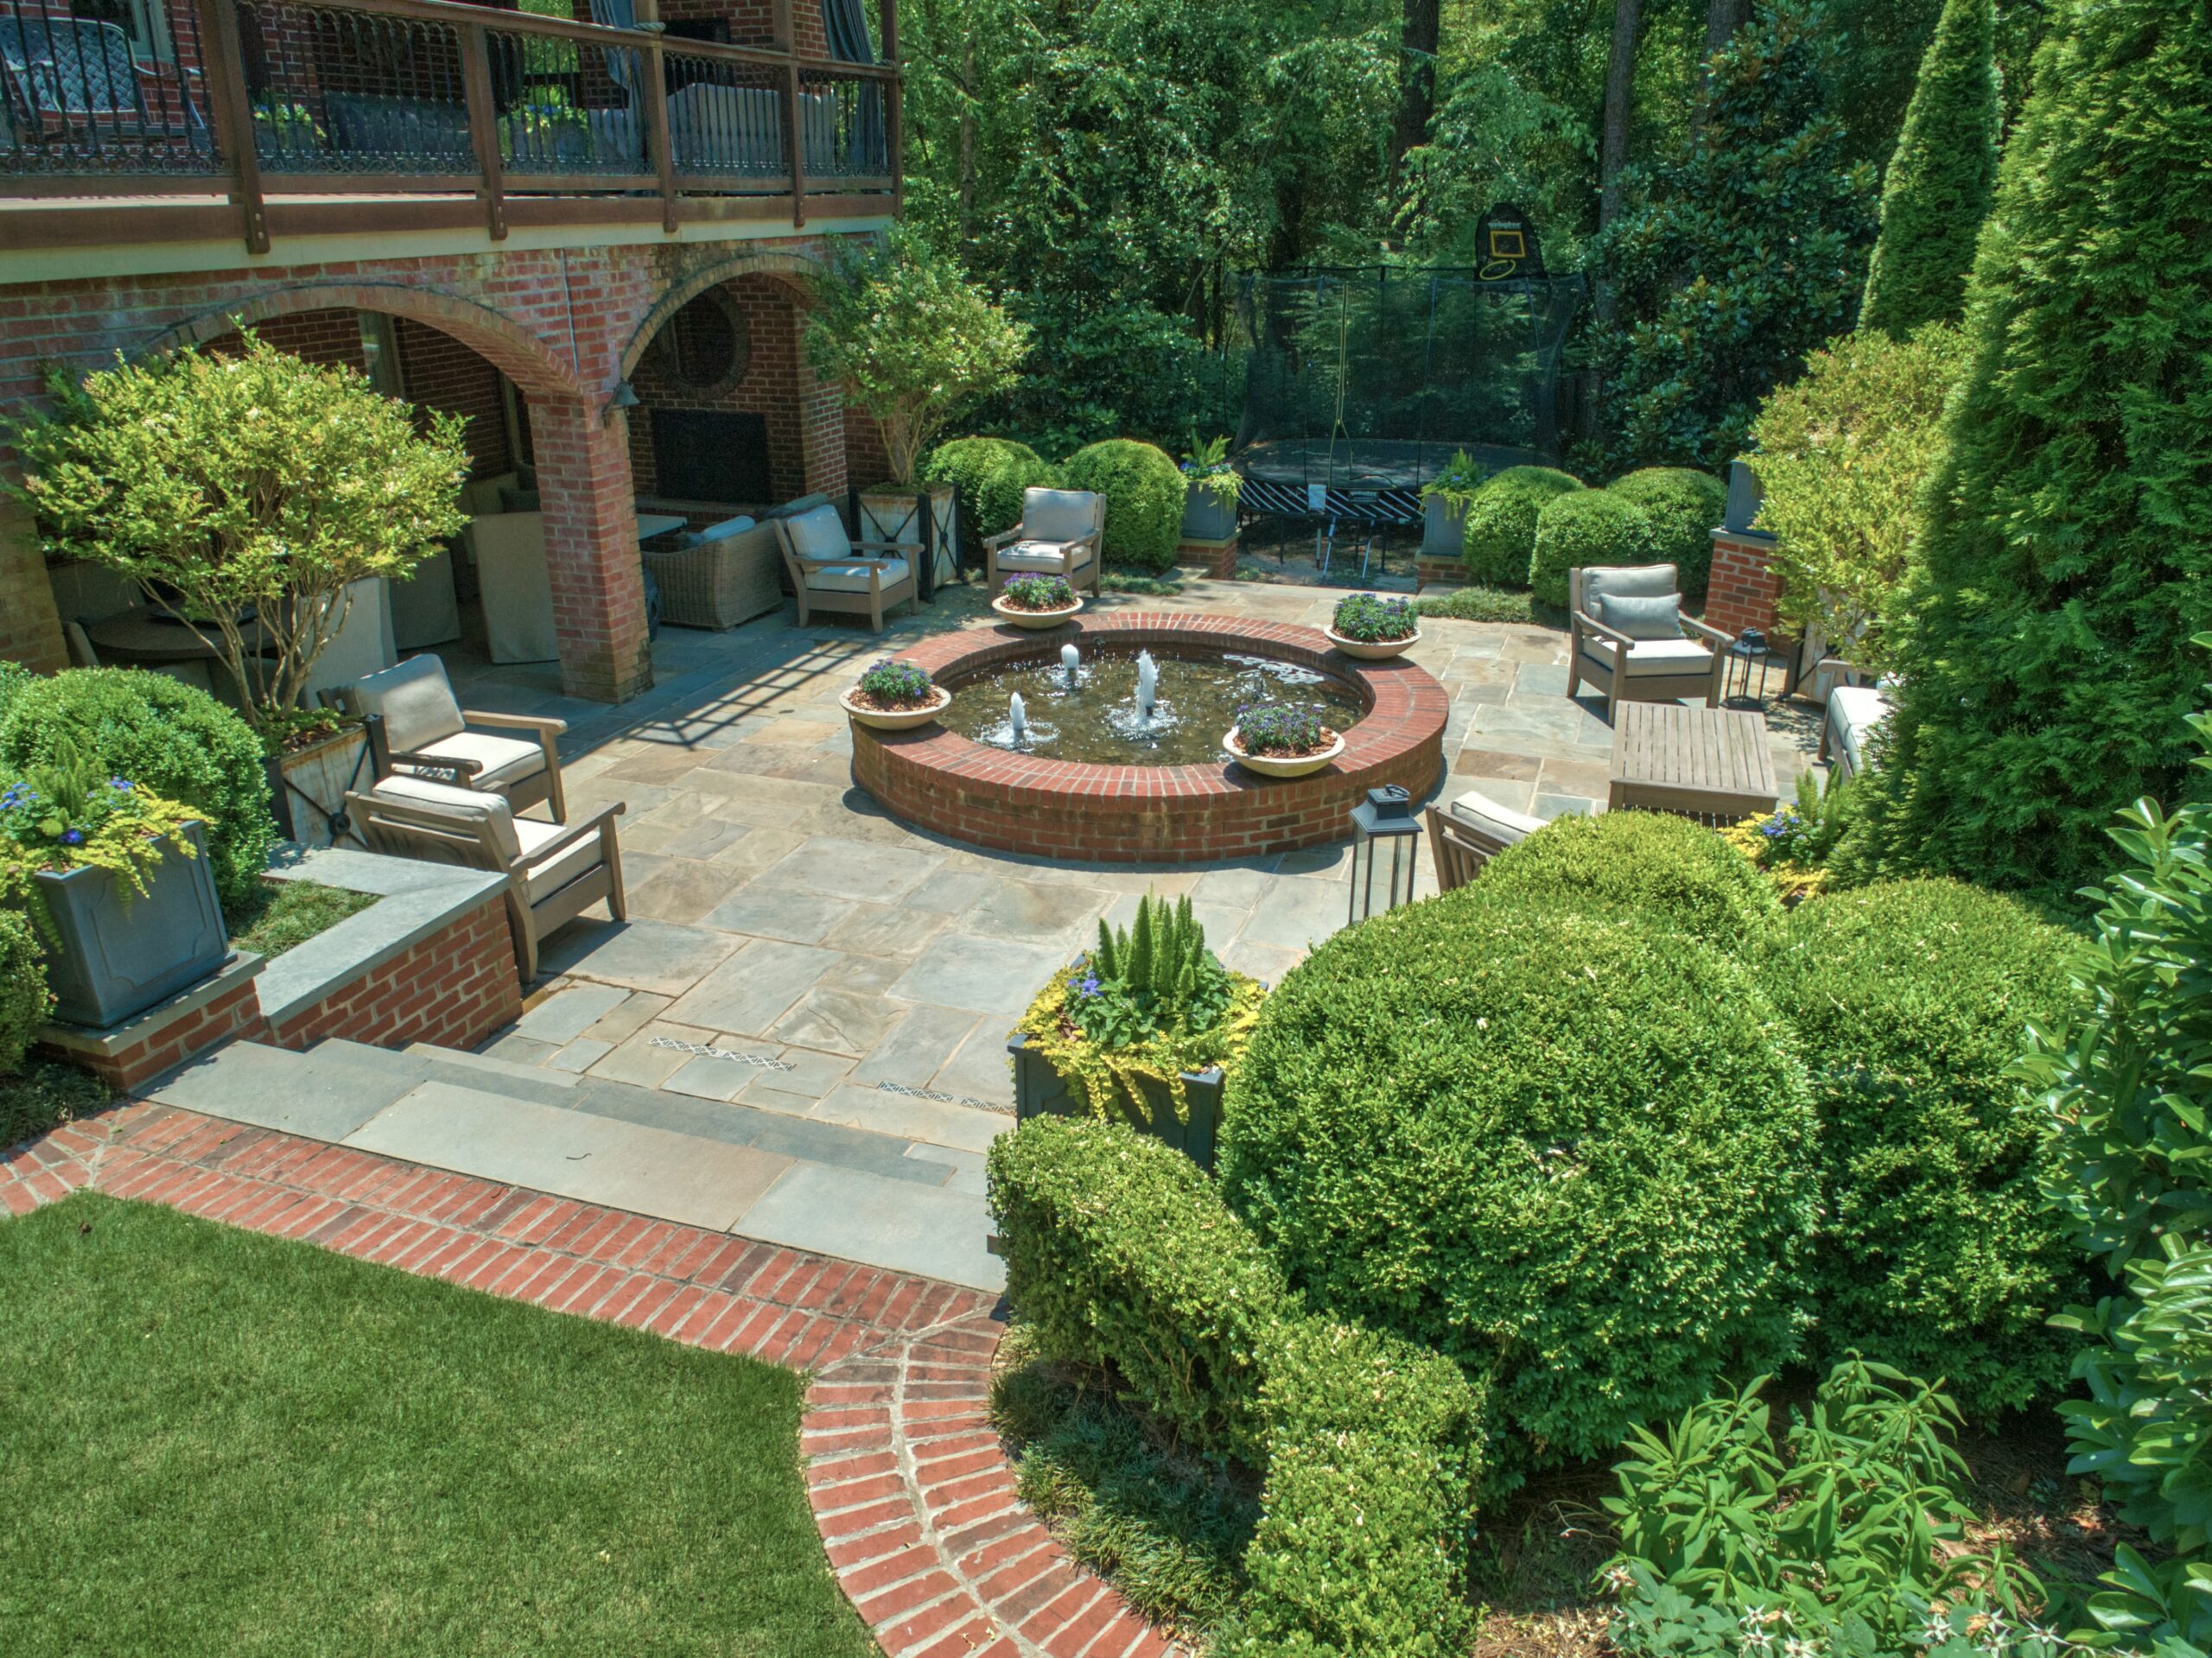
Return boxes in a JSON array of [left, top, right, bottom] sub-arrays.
[[1219, 886, 1818, 1476], [1215, 1317, 1484, 1658], [1528, 489, 1663, 609], [1460, 465, 1582, 587], [987, 1115, 1287, 1460], [0, 910, 48, 1077], [1478, 810, 1781, 947], [1751, 879, 2085, 1414], [920, 435, 1062, 566], [0, 669, 274, 914], [0, 660, 34, 727], [1605, 467, 1727, 603], [1062, 439, 1186, 573]]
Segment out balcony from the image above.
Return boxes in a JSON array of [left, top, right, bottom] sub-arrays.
[[0, 0, 899, 251]]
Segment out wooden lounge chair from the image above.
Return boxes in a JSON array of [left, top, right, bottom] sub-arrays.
[[348, 777, 626, 983], [773, 503, 918, 632], [1565, 563, 1732, 721], [1426, 792, 1546, 893], [983, 487, 1104, 594], [336, 654, 569, 823]]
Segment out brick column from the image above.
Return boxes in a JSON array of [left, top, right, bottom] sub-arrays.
[[529, 395, 653, 704], [796, 340, 850, 500], [0, 504, 66, 674], [1705, 528, 1784, 639]]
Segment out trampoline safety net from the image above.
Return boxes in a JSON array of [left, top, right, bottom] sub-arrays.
[[1225, 266, 1585, 506]]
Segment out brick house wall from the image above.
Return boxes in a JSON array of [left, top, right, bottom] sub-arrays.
[[264, 891, 522, 1052], [395, 317, 515, 480]]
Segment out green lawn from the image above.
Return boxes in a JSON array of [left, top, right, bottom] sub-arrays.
[[0, 1195, 880, 1657]]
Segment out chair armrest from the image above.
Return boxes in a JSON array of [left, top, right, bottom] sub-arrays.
[[802, 552, 903, 569], [982, 526, 1023, 551], [1575, 609, 1636, 652], [517, 802, 626, 866], [391, 748, 482, 778], [851, 537, 923, 556], [464, 710, 569, 739], [1680, 615, 1733, 647]]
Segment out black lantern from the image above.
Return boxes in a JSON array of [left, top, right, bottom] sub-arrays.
[[1348, 785, 1422, 923], [1723, 626, 1777, 706]]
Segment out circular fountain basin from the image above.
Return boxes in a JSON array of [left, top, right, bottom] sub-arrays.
[[851, 613, 1449, 864]]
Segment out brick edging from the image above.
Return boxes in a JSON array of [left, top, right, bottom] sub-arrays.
[[0, 1104, 1179, 1658]]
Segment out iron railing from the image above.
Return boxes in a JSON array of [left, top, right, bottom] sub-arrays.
[[0, 0, 899, 243]]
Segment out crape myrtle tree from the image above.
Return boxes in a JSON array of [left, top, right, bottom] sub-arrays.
[[1835, 0, 2212, 897], [1858, 0, 2001, 336], [1592, 0, 1878, 468]]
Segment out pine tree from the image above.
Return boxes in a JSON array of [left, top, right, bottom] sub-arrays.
[[1837, 0, 2212, 897], [1858, 0, 2001, 336]]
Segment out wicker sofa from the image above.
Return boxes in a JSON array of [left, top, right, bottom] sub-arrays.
[[642, 515, 785, 630]]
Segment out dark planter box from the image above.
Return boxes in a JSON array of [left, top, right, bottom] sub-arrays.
[[1422, 493, 1470, 559], [34, 822, 228, 1030], [1180, 487, 1238, 543], [1008, 1031, 1224, 1172]]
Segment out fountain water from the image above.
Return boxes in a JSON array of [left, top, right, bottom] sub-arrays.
[[1060, 644, 1080, 689], [1135, 651, 1160, 722], [1008, 692, 1028, 742]]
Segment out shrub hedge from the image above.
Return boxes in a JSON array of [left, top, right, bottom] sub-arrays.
[[1605, 468, 1727, 603], [1752, 879, 2086, 1413], [0, 660, 34, 726], [1062, 439, 1185, 572], [0, 910, 49, 1078], [1220, 886, 1819, 1476], [987, 1115, 1286, 1460], [1477, 810, 1781, 947], [1528, 489, 1663, 609], [0, 669, 275, 913], [921, 435, 1061, 566], [1460, 466, 1582, 587]]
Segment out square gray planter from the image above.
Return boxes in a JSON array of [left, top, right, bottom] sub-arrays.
[[1180, 487, 1238, 543], [33, 822, 228, 1030], [1423, 493, 1470, 559], [1008, 1031, 1224, 1172]]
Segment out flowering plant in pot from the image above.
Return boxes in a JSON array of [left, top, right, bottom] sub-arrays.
[[1326, 592, 1421, 659], [1224, 700, 1345, 778], [0, 748, 227, 1028], [839, 658, 950, 732], [1419, 448, 1486, 559], [1179, 433, 1242, 541], [1009, 893, 1265, 1168], [991, 573, 1084, 628]]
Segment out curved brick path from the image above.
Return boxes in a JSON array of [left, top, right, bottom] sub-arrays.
[[1, 1102, 1180, 1658]]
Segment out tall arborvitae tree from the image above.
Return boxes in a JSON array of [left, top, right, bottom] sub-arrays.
[[1858, 0, 2000, 336], [1835, 0, 2212, 898]]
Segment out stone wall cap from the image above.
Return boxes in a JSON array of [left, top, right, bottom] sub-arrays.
[[39, 950, 264, 1059]]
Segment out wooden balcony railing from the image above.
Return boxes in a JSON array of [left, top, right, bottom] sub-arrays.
[[0, 0, 899, 250]]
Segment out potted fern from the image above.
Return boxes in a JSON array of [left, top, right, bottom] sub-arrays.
[[1007, 894, 1264, 1171], [0, 750, 226, 1029], [1179, 434, 1242, 543]]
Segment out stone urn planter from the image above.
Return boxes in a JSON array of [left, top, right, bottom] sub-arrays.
[[1422, 493, 1470, 559], [859, 480, 958, 590], [1180, 485, 1238, 543], [1008, 1032, 1225, 1172], [1324, 624, 1422, 662], [990, 594, 1084, 630], [838, 684, 951, 732], [33, 821, 228, 1029], [266, 719, 374, 848], [1223, 727, 1346, 779]]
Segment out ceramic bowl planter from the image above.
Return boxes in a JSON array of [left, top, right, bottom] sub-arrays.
[[33, 821, 228, 1029], [1223, 727, 1346, 779], [991, 594, 1084, 630], [1324, 624, 1422, 662], [839, 684, 951, 732]]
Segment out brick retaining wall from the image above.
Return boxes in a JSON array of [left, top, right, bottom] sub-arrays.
[[264, 890, 520, 1053]]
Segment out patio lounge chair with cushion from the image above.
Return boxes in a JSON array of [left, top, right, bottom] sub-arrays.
[[644, 514, 783, 630], [773, 503, 918, 632], [1428, 791, 1547, 892], [1816, 657, 1894, 780], [349, 776, 625, 982], [983, 488, 1105, 594], [1565, 563, 1731, 721], [336, 655, 569, 823]]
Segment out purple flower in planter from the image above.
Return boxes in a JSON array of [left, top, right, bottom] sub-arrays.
[[109, 778, 133, 791], [61, 828, 85, 846]]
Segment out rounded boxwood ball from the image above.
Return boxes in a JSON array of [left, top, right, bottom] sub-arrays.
[[1220, 886, 1818, 1475], [1606, 467, 1727, 603], [1751, 879, 2085, 1414], [1062, 439, 1185, 573], [1460, 466, 1582, 587], [1528, 490, 1662, 609], [1478, 810, 1780, 948], [0, 910, 49, 1077], [0, 668, 275, 915]]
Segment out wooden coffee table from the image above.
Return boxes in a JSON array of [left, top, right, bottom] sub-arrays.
[[1607, 702, 1779, 824]]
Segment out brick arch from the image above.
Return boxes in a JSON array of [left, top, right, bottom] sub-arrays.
[[150, 282, 585, 400], [618, 249, 827, 378]]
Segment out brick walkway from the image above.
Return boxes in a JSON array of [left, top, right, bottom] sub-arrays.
[[1, 1102, 1179, 1658]]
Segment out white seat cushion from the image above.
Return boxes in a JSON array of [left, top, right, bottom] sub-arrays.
[[804, 559, 908, 594], [1582, 637, 1713, 677], [1828, 684, 1892, 769], [1448, 791, 1546, 845], [997, 543, 1079, 574], [1021, 488, 1101, 544], [514, 817, 606, 905], [372, 773, 522, 864], [343, 654, 465, 753], [783, 503, 853, 562], [406, 729, 545, 793], [692, 514, 754, 545]]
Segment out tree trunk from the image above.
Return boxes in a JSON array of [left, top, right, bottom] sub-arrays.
[[1697, 0, 1751, 107], [1598, 0, 1641, 232], [1387, 0, 1441, 213]]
